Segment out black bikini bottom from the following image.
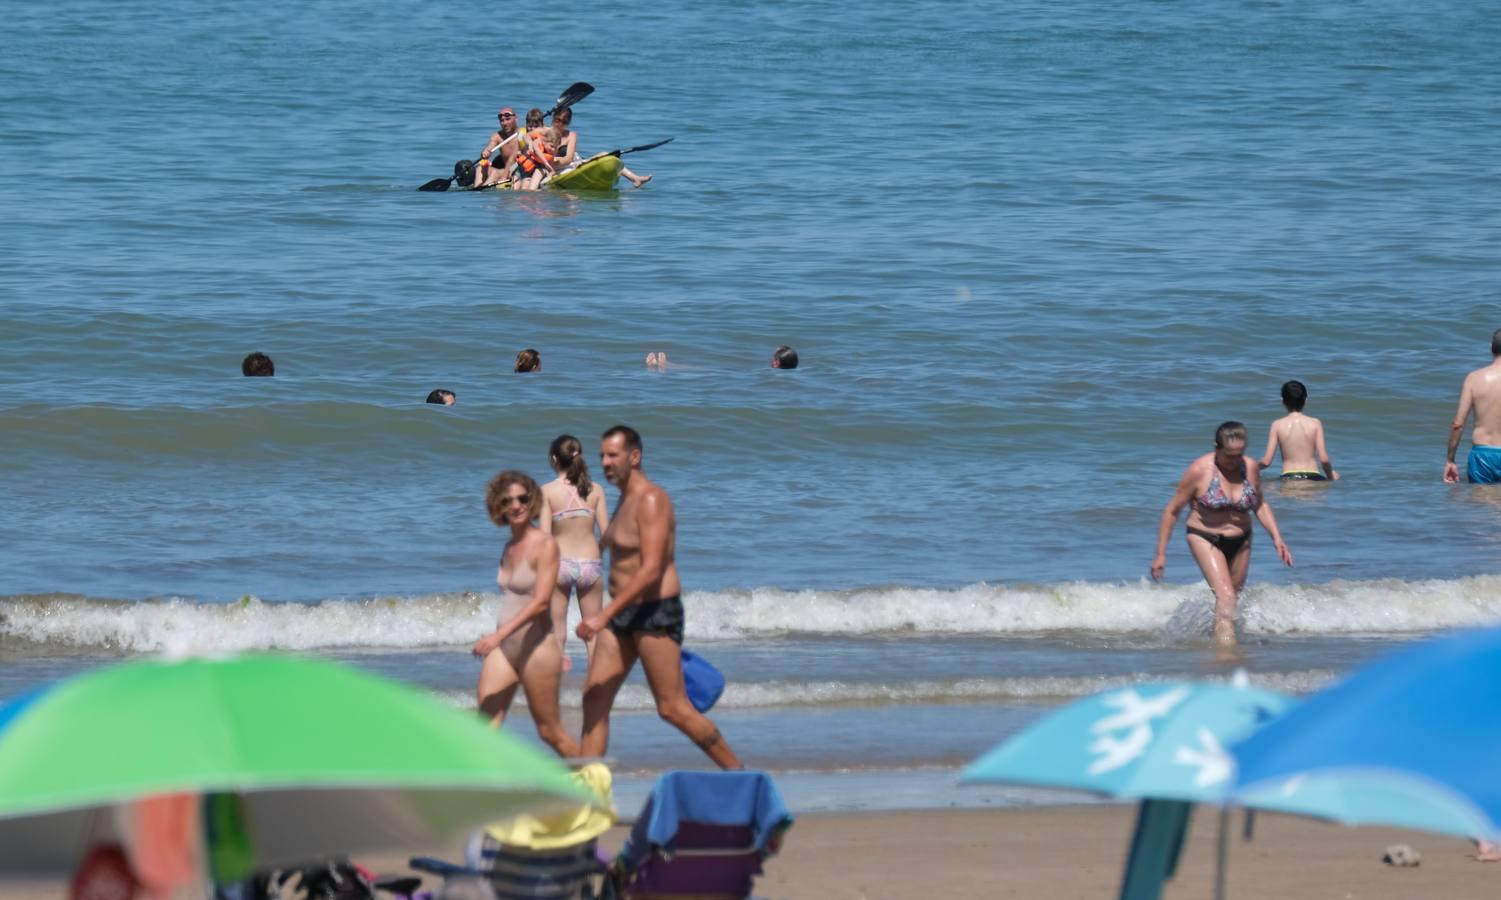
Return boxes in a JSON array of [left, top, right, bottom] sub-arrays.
[[1187, 526, 1250, 559]]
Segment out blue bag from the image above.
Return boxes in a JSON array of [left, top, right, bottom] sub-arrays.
[[681, 649, 725, 712]]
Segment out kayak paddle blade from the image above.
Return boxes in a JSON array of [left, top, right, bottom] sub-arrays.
[[418, 178, 452, 192], [549, 82, 594, 115]]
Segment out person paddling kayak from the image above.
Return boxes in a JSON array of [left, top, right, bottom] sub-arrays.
[[470, 106, 524, 188]]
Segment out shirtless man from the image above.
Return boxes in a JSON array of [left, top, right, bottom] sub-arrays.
[[575, 425, 741, 769], [1258, 380, 1338, 480], [470, 107, 523, 188], [1444, 328, 1501, 484]]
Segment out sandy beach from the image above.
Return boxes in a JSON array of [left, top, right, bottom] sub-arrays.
[[4, 804, 1498, 898]]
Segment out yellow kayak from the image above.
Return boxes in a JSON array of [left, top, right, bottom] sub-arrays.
[[546, 155, 624, 191]]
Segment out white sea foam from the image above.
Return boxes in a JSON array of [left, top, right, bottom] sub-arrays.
[[2, 575, 1500, 652], [430, 669, 1335, 712]]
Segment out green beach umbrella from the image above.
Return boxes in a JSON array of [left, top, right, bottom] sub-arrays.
[[0, 654, 590, 876]]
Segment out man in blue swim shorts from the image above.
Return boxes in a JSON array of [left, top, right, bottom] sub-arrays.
[[1445, 328, 1501, 485]]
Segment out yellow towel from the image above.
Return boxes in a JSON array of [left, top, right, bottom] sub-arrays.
[[484, 762, 617, 849]]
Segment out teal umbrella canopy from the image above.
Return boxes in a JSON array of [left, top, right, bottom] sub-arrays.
[[0, 654, 591, 875], [962, 681, 1293, 803]]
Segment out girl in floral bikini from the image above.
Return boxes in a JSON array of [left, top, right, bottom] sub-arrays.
[[1150, 421, 1294, 650], [539, 435, 611, 670]]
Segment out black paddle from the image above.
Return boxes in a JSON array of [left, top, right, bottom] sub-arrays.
[[607, 137, 672, 157], [561, 138, 674, 173], [418, 82, 596, 192]]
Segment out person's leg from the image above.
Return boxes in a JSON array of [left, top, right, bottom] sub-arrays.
[[1186, 533, 1240, 647], [635, 633, 741, 769], [520, 637, 580, 758], [476, 649, 522, 728], [577, 570, 605, 665], [622, 166, 652, 188], [580, 628, 636, 757], [551, 568, 575, 672], [1475, 839, 1501, 861]]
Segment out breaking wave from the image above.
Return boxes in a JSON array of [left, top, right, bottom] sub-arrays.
[[431, 669, 1336, 712], [2, 574, 1500, 652]]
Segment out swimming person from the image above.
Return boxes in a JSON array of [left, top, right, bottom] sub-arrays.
[[1444, 328, 1501, 484], [576, 425, 741, 769], [425, 389, 456, 406], [770, 346, 798, 369], [539, 435, 611, 671], [1151, 421, 1294, 649], [471, 470, 579, 758], [241, 352, 274, 376], [515, 349, 541, 372], [1258, 380, 1339, 480]]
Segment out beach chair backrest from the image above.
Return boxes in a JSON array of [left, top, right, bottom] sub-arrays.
[[617, 771, 793, 900]]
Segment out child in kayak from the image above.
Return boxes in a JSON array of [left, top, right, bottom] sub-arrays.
[[512, 108, 557, 191]]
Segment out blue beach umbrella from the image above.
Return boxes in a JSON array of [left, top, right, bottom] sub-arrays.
[[962, 681, 1292, 802], [962, 680, 1292, 900], [1233, 625, 1501, 842]]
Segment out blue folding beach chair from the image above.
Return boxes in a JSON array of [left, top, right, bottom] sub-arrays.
[[611, 770, 793, 899]]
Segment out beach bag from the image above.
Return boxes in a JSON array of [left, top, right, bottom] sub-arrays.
[[681, 650, 725, 712]]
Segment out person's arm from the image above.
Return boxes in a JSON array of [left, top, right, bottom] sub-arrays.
[[1258, 422, 1280, 471], [1314, 420, 1339, 480], [1446, 377, 1474, 483], [538, 490, 554, 535], [1254, 498, 1294, 568], [592, 485, 611, 546], [1150, 465, 1199, 581], [472, 539, 561, 657], [478, 131, 501, 161]]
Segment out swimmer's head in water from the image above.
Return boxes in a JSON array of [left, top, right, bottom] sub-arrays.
[[515, 349, 541, 372], [1280, 380, 1307, 411], [1214, 421, 1249, 453], [426, 389, 456, 406], [1492, 327, 1501, 357], [486, 469, 542, 526], [771, 346, 799, 369], [241, 352, 275, 377]]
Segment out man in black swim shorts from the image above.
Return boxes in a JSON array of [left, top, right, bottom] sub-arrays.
[[576, 425, 741, 769]]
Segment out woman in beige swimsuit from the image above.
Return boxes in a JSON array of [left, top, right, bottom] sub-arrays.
[[472, 470, 578, 757]]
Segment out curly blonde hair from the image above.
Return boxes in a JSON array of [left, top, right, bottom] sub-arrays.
[[486, 470, 542, 525]]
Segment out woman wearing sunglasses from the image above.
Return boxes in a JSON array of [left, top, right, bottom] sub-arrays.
[[472, 470, 579, 757]]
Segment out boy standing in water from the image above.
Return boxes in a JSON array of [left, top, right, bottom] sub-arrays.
[[1260, 380, 1339, 481]]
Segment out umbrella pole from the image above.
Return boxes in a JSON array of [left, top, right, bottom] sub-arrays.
[[1214, 805, 1230, 900]]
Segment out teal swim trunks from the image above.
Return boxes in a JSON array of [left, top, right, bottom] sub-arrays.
[[1468, 446, 1501, 484]]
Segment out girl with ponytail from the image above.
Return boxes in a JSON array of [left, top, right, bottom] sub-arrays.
[[539, 434, 612, 669]]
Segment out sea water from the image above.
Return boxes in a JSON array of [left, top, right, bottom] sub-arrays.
[[3, 0, 1501, 810]]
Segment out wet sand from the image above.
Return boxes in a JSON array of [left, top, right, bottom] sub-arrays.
[[5, 804, 1498, 898]]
